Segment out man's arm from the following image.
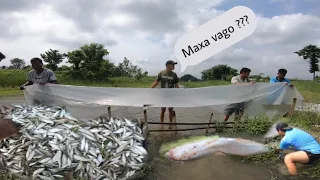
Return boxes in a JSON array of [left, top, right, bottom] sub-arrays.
[[279, 138, 290, 150], [20, 72, 33, 90], [48, 71, 58, 84], [150, 73, 161, 88], [285, 79, 293, 86], [174, 74, 180, 88], [231, 77, 255, 85]]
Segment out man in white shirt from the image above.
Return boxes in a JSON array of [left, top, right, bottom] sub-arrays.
[[224, 67, 255, 121]]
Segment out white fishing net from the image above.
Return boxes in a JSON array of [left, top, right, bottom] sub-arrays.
[[23, 82, 304, 120]]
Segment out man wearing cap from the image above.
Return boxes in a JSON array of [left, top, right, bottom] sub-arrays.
[[150, 60, 180, 127], [276, 122, 320, 176]]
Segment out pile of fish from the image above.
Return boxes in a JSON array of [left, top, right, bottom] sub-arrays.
[[0, 104, 148, 180]]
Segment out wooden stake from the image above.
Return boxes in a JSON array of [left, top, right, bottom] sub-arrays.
[[143, 109, 149, 136], [107, 107, 111, 118], [206, 112, 214, 134], [173, 111, 177, 135], [287, 98, 297, 118]]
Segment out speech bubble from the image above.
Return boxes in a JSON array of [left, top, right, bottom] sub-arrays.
[[174, 6, 257, 73]]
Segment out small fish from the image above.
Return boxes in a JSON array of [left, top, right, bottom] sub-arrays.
[[74, 155, 91, 162], [32, 168, 45, 177], [2, 104, 147, 179]]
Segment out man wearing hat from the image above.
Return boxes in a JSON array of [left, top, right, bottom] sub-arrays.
[[150, 60, 180, 127], [276, 122, 320, 175]]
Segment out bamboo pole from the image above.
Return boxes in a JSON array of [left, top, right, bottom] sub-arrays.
[[143, 109, 149, 136], [172, 111, 177, 135], [147, 122, 239, 125], [287, 98, 297, 118], [107, 107, 111, 118], [149, 126, 233, 133], [206, 112, 214, 134]]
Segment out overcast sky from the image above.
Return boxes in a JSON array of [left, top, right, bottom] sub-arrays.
[[1, 0, 320, 79]]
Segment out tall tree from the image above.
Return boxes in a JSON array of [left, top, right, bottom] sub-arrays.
[[294, 45, 320, 80], [201, 64, 238, 80], [114, 57, 148, 80], [40, 49, 65, 71], [180, 74, 198, 82], [65, 43, 113, 80], [10, 58, 25, 69]]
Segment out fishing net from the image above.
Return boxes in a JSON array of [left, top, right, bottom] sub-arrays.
[[23, 82, 304, 120]]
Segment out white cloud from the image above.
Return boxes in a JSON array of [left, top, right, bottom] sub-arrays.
[[0, 0, 320, 80]]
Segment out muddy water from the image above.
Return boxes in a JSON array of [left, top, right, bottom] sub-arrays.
[[0, 97, 298, 180]]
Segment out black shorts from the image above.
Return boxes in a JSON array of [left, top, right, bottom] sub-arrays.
[[305, 151, 320, 164], [223, 101, 252, 116]]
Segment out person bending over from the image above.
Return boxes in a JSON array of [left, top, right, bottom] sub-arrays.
[[150, 60, 179, 125], [270, 68, 293, 86], [224, 67, 255, 121], [20, 57, 58, 90], [276, 122, 320, 176]]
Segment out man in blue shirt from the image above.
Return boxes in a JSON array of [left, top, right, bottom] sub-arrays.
[[276, 122, 320, 175], [270, 69, 293, 86]]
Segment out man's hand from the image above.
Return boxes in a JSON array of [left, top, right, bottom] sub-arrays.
[[19, 85, 25, 90], [285, 83, 294, 87], [0, 119, 20, 140]]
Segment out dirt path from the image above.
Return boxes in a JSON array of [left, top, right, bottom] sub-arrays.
[[0, 96, 26, 105]]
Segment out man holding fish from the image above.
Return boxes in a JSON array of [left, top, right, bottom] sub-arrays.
[[276, 122, 320, 176], [150, 60, 180, 128], [19, 57, 58, 90]]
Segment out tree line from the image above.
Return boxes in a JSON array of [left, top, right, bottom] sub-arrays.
[[1, 43, 149, 81], [1, 44, 320, 81]]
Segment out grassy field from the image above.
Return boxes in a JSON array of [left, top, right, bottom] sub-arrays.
[[1, 69, 320, 103]]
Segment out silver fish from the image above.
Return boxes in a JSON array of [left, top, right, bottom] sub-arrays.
[[1, 104, 148, 180]]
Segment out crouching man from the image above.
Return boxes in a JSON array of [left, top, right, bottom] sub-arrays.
[[276, 122, 320, 176]]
